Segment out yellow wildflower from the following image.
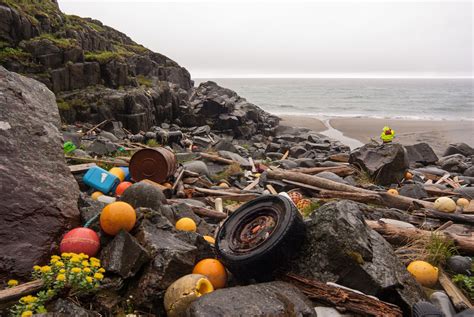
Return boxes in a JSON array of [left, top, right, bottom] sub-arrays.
[[59, 269, 66, 273], [20, 295, 37, 304], [71, 267, 81, 273], [51, 255, 61, 260], [86, 276, 93, 283], [98, 268, 105, 273], [41, 266, 51, 273], [91, 261, 100, 267], [50, 258, 58, 264], [82, 260, 90, 267], [79, 253, 89, 259], [90, 257, 100, 263], [56, 274, 66, 282], [93, 273, 104, 280], [54, 261, 64, 267], [83, 268, 91, 273], [7, 279, 18, 287], [33, 265, 41, 271], [21, 311, 33, 317], [70, 256, 80, 263], [61, 253, 72, 258]]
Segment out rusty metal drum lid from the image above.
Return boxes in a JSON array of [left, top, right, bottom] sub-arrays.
[[129, 148, 175, 183]]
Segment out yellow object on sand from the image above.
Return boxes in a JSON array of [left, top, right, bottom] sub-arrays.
[[380, 126, 395, 143]]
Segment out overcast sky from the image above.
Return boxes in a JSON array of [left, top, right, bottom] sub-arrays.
[[59, 0, 473, 78]]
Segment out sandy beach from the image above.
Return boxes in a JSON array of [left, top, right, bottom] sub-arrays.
[[280, 115, 474, 155]]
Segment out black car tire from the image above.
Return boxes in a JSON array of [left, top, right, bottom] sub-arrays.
[[216, 195, 306, 280]]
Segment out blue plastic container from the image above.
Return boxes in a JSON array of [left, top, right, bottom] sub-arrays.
[[83, 166, 120, 194], [119, 166, 131, 181]]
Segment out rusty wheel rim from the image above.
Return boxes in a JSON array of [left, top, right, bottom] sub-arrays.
[[230, 209, 278, 253]]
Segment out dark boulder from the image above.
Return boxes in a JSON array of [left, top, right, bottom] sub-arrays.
[[287, 200, 424, 315], [187, 282, 316, 317], [127, 217, 212, 309], [0, 67, 80, 280], [120, 181, 166, 211], [47, 298, 99, 317], [399, 183, 429, 200], [438, 154, 469, 173], [100, 230, 150, 279], [444, 143, 474, 157], [405, 143, 439, 166], [349, 143, 409, 185]]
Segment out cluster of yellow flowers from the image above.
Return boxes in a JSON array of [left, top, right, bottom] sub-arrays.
[[11, 253, 106, 317]]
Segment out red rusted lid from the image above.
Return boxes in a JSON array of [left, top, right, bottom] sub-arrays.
[[129, 148, 177, 183]]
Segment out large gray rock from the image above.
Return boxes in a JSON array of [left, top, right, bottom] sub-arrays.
[[444, 143, 474, 157], [0, 67, 80, 280], [399, 183, 428, 200], [120, 181, 166, 211], [405, 143, 439, 166], [100, 230, 150, 279], [438, 154, 469, 173], [349, 143, 409, 185], [187, 282, 316, 317], [287, 200, 424, 315], [127, 217, 212, 309]]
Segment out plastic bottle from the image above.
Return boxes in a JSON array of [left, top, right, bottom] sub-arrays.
[[97, 195, 116, 204]]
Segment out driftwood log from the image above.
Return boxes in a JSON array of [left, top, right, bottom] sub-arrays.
[[198, 152, 240, 165], [288, 165, 355, 177], [0, 280, 43, 306], [438, 270, 473, 310], [282, 273, 402, 317], [268, 169, 437, 211], [167, 200, 227, 219], [366, 220, 474, 254]]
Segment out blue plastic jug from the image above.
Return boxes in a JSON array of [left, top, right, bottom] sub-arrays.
[[83, 166, 120, 194]]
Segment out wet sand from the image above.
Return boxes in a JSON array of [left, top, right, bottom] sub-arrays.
[[279, 115, 474, 155]]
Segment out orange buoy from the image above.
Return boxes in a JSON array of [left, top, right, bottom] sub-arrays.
[[100, 201, 136, 235], [387, 189, 399, 195], [192, 259, 227, 289], [115, 181, 133, 196], [203, 235, 215, 244]]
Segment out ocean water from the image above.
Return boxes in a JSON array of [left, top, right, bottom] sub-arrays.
[[194, 78, 473, 121]]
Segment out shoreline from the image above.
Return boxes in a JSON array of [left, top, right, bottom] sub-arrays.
[[279, 115, 474, 155]]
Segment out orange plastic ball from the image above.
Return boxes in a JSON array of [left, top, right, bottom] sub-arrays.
[[115, 181, 133, 196], [387, 189, 399, 195], [192, 259, 227, 289], [100, 201, 136, 236]]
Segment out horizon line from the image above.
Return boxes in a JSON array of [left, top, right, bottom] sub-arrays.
[[193, 74, 474, 79]]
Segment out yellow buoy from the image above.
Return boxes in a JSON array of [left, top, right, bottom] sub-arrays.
[[176, 217, 197, 232], [91, 191, 104, 200], [434, 197, 456, 213], [203, 235, 215, 244], [407, 260, 439, 287], [164, 274, 214, 317], [109, 167, 125, 182]]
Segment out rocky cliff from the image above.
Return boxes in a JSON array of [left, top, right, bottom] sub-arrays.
[[0, 0, 194, 132]]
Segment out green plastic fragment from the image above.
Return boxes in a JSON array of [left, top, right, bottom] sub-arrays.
[[63, 141, 76, 154]]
